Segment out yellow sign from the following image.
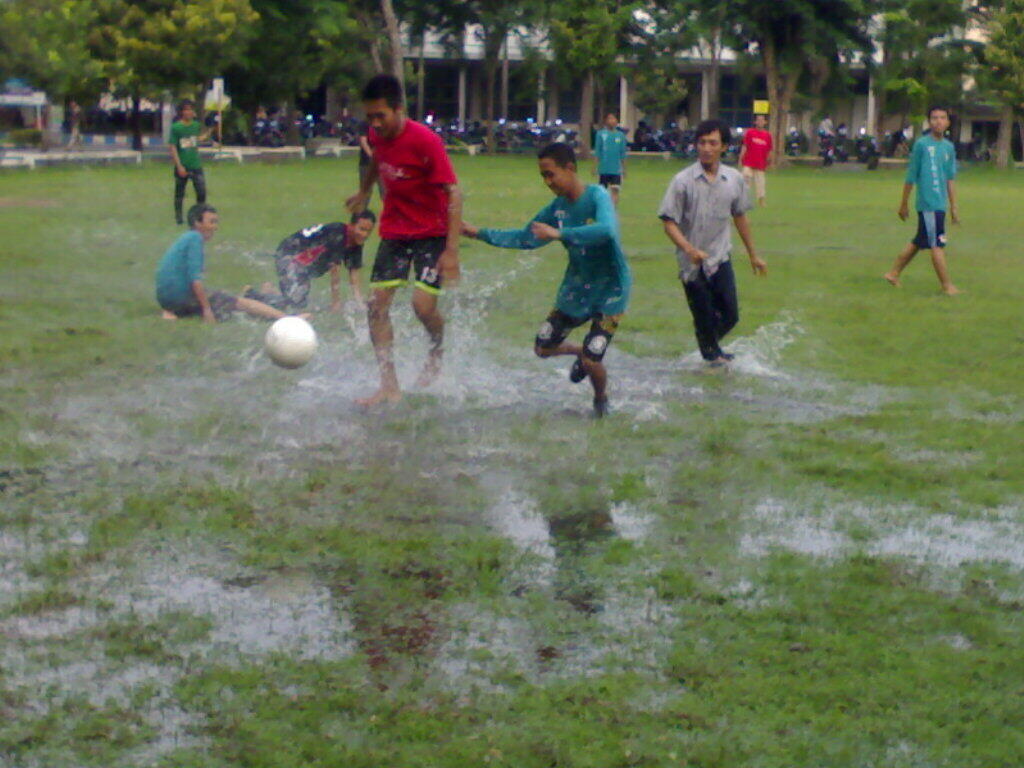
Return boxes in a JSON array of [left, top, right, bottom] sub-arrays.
[[753, 100, 770, 115]]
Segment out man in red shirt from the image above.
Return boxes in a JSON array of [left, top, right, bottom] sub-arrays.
[[739, 114, 773, 207], [346, 74, 462, 406]]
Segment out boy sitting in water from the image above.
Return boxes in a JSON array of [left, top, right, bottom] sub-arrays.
[[461, 142, 632, 418], [156, 204, 298, 323]]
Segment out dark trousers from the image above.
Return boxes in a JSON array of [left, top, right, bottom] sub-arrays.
[[174, 168, 207, 222], [683, 260, 739, 361]]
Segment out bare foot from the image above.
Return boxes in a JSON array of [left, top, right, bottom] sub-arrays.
[[161, 310, 178, 320], [942, 285, 961, 296], [883, 272, 901, 287], [357, 388, 402, 407], [415, 355, 443, 388]]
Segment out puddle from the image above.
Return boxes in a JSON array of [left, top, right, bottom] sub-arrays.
[[433, 474, 677, 692], [0, 539, 356, 763], [87, 545, 357, 661], [743, 496, 1024, 569]]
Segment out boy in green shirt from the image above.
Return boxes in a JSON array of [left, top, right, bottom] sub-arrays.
[[884, 105, 960, 295], [169, 100, 209, 225]]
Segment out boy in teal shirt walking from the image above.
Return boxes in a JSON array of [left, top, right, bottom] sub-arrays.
[[462, 142, 631, 418], [884, 105, 960, 295], [594, 113, 628, 206]]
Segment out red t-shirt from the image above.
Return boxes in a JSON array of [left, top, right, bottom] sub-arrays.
[[370, 119, 458, 240], [742, 128, 773, 170]]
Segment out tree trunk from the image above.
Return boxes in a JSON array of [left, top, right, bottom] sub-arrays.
[[501, 40, 510, 120], [483, 29, 505, 153], [131, 92, 142, 152], [1017, 118, 1024, 164], [760, 36, 800, 167], [707, 28, 722, 118], [579, 71, 595, 160], [873, 44, 892, 141], [380, 0, 404, 91], [283, 101, 300, 146], [808, 53, 831, 125], [596, 78, 605, 124], [484, 57, 498, 152], [416, 34, 426, 121], [873, 78, 887, 143], [369, 41, 383, 73], [995, 104, 1013, 168], [762, 37, 785, 166]]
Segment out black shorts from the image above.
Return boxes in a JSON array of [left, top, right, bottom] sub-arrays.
[[160, 290, 236, 321], [599, 174, 622, 188], [535, 310, 622, 362], [912, 211, 947, 249], [370, 237, 446, 295]]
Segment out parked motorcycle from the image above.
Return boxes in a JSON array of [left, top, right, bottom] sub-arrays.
[[855, 130, 880, 169], [786, 128, 808, 156]]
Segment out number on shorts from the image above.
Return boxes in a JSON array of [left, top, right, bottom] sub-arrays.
[[420, 266, 439, 284]]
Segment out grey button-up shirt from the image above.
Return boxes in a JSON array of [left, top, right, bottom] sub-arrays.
[[658, 162, 752, 283]]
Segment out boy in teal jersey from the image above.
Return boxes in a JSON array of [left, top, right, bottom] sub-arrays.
[[156, 204, 297, 323], [462, 143, 632, 418], [594, 113, 628, 206], [884, 105, 960, 295], [169, 100, 209, 225]]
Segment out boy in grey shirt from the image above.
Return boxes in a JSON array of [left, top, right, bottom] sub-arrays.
[[658, 119, 767, 365]]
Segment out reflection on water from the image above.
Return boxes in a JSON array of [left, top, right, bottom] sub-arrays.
[[538, 476, 617, 615]]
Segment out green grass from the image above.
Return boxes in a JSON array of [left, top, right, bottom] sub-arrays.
[[1, 156, 1024, 767]]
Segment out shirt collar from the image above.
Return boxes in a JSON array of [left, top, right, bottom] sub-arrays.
[[692, 163, 725, 184]]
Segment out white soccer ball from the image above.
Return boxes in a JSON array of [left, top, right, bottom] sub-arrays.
[[264, 316, 318, 369]]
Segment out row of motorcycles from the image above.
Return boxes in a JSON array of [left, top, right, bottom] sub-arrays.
[[243, 112, 935, 171], [425, 120, 579, 152], [250, 113, 354, 147], [786, 128, 881, 168]]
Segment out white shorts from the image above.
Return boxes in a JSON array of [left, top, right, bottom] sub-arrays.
[[742, 166, 766, 200]]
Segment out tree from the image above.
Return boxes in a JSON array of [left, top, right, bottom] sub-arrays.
[[89, 0, 259, 148], [629, 4, 696, 125], [0, 0, 104, 100], [549, 0, 638, 159], [868, 0, 970, 140], [223, 0, 367, 138], [729, 0, 873, 164], [429, 0, 543, 152], [978, 0, 1024, 167]]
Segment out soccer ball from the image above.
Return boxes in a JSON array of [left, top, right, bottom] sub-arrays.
[[264, 316, 318, 369]]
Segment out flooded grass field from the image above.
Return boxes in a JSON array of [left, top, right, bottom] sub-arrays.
[[2, 157, 1023, 767]]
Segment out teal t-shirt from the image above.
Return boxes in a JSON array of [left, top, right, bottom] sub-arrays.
[[905, 134, 956, 212], [478, 184, 631, 317], [594, 128, 628, 176], [156, 230, 205, 307], [171, 120, 203, 170]]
